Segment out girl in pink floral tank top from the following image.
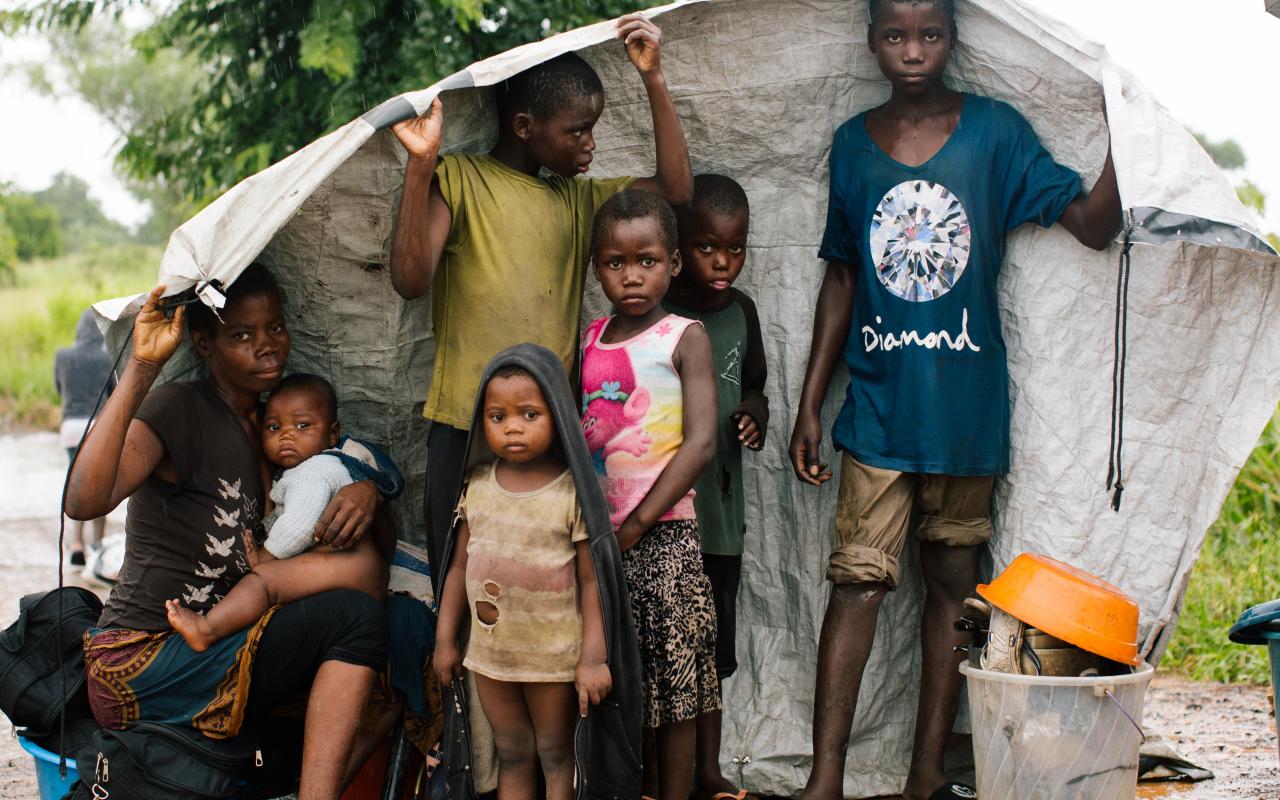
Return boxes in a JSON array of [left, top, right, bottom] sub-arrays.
[[582, 314, 699, 529], [581, 190, 721, 800]]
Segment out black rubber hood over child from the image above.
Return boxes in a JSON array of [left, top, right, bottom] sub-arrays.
[[439, 343, 642, 800]]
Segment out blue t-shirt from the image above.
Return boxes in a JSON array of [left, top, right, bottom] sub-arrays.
[[818, 94, 1081, 475]]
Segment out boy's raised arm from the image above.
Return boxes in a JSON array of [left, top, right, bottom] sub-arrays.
[[390, 98, 454, 300], [1057, 146, 1122, 252], [618, 14, 693, 206]]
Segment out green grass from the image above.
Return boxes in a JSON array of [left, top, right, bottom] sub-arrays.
[[1162, 407, 1280, 684], [0, 244, 158, 429]]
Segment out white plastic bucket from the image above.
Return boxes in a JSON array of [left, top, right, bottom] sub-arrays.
[[961, 661, 1154, 799]]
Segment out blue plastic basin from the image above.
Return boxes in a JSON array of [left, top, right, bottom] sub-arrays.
[[17, 736, 78, 800]]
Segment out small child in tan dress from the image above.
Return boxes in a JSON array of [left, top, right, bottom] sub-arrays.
[[434, 364, 611, 800]]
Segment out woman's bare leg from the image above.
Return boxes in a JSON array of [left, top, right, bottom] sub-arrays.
[[523, 682, 579, 800], [341, 697, 406, 788], [168, 536, 385, 651], [299, 659, 378, 800], [475, 673, 539, 800]]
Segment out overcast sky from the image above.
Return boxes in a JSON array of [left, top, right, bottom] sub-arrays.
[[0, 0, 1277, 232]]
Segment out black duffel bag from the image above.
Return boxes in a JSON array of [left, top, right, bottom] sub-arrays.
[[69, 721, 260, 800], [0, 587, 102, 731]]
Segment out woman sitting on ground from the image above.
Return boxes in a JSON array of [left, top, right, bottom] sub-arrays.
[[65, 266, 390, 800]]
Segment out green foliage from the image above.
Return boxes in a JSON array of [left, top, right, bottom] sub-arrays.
[[1163, 408, 1280, 684], [16, 0, 642, 203], [0, 190, 63, 261], [21, 20, 202, 242], [0, 244, 157, 429], [1237, 179, 1266, 216], [0, 213, 18, 283], [31, 171, 131, 251], [1194, 131, 1247, 172]]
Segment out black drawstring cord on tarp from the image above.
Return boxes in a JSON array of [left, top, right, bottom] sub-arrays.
[[54, 287, 210, 778], [1106, 221, 1135, 512]]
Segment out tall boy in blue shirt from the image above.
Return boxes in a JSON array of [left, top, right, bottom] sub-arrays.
[[788, 2, 1121, 798]]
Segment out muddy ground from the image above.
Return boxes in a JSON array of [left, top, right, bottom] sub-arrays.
[[1, 432, 1277, 799]]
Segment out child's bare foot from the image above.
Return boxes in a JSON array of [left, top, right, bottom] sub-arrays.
[[165, 599, 217, 652], [697, 768, 747, 800]]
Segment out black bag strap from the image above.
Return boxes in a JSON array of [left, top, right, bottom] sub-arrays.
[[443, 677, 476, 800]]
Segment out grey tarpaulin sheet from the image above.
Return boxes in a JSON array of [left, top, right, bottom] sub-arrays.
[[93, 1, 1280, 796]]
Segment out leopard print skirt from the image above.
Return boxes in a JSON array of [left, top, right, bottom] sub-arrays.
[[622, 519, 721, 727]]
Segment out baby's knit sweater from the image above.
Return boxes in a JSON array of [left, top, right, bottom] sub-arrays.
[[262, 453, 354, 558]]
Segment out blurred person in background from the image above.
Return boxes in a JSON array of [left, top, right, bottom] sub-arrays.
[[55, 307, 116, 567]]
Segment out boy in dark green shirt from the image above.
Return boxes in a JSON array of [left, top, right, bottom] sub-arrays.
[[662, 174, 768, 800]]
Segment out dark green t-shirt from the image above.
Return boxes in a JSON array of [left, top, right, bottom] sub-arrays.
[[662, 290, 768, 555]]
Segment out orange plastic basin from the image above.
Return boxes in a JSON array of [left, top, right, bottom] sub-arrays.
[[977, 553, 1141, 666]]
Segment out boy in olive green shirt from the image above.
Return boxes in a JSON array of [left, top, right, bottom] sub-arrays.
[[390, 14, 693, 580]]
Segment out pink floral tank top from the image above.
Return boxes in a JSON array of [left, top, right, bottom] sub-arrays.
[[581, 314, 700, 529]]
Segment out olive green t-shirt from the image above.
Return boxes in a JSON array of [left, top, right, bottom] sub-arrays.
[[425, 154, 634, 428], [662, 290, 770, 555]]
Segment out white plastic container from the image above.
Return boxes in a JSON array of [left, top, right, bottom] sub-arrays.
[[961, 661, 1154, 799]]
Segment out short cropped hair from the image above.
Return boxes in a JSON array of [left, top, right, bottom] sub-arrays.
[[590, 189, 680, 259], [869, 0, 957, 29], [187, 263, 283, 339], [268, 373, 338, 423], [690, 174, 750, 219], [496, 53, 604, 122]]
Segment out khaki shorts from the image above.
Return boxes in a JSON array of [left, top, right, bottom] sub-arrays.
[[827, 454, 995, 589]]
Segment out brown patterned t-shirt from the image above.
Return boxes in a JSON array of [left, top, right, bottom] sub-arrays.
[[99, 379, 264, 631]]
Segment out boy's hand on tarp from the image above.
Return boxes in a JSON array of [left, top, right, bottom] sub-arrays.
[[391, 97, 444, 163], [617, 13, 663, 79], [132, 285, 186, 367], [434, 641, 463, 688], [789, 410, 832, 486], [575, 660, 612, 718]]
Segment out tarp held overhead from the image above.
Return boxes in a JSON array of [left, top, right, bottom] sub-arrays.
[[96, 1, 1280, 796]]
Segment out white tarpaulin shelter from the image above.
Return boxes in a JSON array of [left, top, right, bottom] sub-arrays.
[[95, 1, 1280, 796]]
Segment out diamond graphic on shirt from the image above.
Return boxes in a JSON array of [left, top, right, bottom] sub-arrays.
[[869, 180, 971, 302]]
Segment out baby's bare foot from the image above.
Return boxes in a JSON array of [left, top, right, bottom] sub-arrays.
[[165, 599, 217, 652]]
